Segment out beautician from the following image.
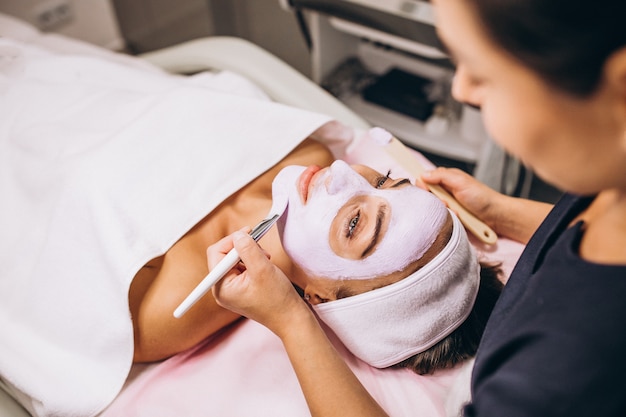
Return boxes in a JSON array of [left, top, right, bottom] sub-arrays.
[[209, 0, 626, 415]]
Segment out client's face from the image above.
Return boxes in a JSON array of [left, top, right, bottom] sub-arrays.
[[275, 161, 450, 304]]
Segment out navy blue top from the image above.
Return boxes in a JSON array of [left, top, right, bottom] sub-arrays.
[[465, 194, 626, 416]]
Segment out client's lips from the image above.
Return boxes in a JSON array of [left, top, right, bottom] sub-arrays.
[[298, 165, 323, 203]]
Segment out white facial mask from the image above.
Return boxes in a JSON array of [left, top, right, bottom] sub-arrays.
[[276, 160, 448, 279]]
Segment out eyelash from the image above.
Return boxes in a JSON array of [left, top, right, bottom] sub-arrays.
[[346, 170, 390, 239], [346, 211, 360, 238], [375, 170, 392, 189]]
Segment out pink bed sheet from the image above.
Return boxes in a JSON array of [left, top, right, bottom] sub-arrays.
[[104, 319, 465, 417]]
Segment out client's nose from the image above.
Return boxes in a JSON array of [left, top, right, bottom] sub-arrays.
[[326, 160, 367, 195]]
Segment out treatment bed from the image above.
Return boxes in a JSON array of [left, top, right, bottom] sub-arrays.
[[0, 12, 525, 417]]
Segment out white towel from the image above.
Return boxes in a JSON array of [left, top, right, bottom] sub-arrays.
[[314, 212, 481, 368], [0, 36, 334, 417]]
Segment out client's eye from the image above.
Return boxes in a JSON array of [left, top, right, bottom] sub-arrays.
[[375, 170, 392, 189], [346, 211, 361, 238]]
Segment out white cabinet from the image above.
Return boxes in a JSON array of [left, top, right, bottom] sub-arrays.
[[290, 1, 490, 165], [282, 0, 530, 195]]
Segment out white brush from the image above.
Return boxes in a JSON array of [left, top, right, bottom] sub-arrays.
[[369, 127, 497, 245], [173, 176, 291, 318]]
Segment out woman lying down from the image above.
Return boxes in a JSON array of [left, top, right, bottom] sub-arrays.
[[133, 155, 504, 374], [0, 33, 500, 417]]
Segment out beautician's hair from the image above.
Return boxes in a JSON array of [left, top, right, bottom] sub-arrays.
[[465, 0, 626, 97], [392, 261, 503, 375]]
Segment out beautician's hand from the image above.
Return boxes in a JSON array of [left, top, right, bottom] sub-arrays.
[[421, 167, 503, 228], [210, 231, 390, 417], [421, 167, 553, 243], [211, 231, 389, 417], [209, 231, 313, 339]]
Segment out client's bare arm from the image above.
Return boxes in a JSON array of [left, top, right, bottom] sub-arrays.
[[421, 167, 554, 244], [130, 248, 241, 362], [210, 231, 389, 417]]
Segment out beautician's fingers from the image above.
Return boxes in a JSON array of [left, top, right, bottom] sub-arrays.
[[421, 167, 480, 194], [206, 226, 251, 261], [231, 230, 304, 310], [206, 233, 235, 260], [205, 227, 269, 269], [211, 231, 308, 336], [207, 232, 258, 310], [413, 176, 430, 191], [421, 167, 503, 227]]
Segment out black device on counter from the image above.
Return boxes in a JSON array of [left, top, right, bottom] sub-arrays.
[[362, 68, 436, 121]]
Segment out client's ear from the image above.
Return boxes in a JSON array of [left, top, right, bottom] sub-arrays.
[[303, 282, 336, 305]]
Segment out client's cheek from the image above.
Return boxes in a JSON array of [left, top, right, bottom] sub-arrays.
[[280, 202, 337, 258]]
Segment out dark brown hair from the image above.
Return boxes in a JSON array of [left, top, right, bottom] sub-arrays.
[[465, 0, 626, 97], [392, 261, 503, 375]]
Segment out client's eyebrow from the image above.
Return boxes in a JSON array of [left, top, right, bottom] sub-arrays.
[[361, 204, 386, 258], [391, 178, 410, 188]]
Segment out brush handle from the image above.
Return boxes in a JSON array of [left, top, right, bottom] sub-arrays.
[[173, 248, 240, 318], [173, 214, 281, 318], [385, 137, 497, 245], [424, 183, 497, 245]]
